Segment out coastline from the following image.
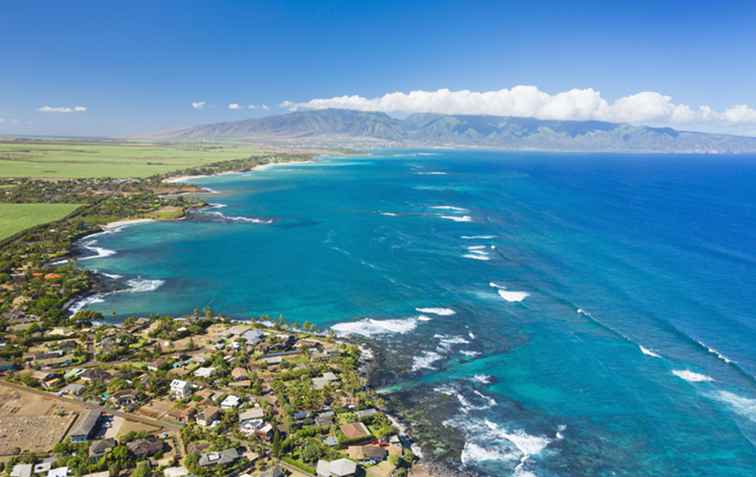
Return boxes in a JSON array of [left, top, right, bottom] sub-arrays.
[[162, 158, 316, 184]]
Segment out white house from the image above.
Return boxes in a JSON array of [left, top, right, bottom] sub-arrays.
[[220, 394, 240, 409], [170, 379, 192, 400], [193, 366, 215, 378], [316, 458, 357, 477]]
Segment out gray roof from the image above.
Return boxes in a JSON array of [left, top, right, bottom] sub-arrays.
[[198, 448, 240, 467], [69, 409, 101, 439], [10, 464, 32, 477]]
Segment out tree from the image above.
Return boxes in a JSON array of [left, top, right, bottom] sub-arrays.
[[133, 461, 152, 477]]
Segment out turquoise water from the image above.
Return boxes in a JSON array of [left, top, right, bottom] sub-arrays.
[[77, 151, 756, 476]]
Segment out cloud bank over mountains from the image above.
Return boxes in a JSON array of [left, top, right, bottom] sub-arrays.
[[282, 86, 756, 134]]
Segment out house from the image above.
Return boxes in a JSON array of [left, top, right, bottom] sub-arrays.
[[347, 445, 388, 464], [80, 368, 111, 384], [312, 372, 338, 390], [339, 422, 371, 441], [60, 383, 85, 396], [239, 407, 265, 421], [355, 408, 379, 421], [220, 394, 240, 409], [170, 379, 192, 399], [316, 458, 357, 477], [198, 448, 240, 467], [241, 329, 264, 346], [47, 468, 69, 477], [89, 438, 116, 458], [366, 461, 396, 477], [324, 435, 339, 447], [316, 411, 335, 426], [193, 366, 215, 378], [127, 437, 164, 458], [69, 409, 101, 442], [256, 422, 275, 440], [197, 406, 221, 427], [10, 463, 32, 477], [163, 466, 190, 477], [230, 367, 248, 381], [81, 472, 110, 477]]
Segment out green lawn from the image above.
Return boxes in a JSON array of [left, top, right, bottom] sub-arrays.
[[0, 203, 82, 240], [0, 142, 261, 179]]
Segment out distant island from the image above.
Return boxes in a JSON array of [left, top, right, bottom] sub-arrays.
[[150, 108, 756, 154]]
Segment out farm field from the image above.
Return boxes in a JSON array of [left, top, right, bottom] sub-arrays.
[[0, 141, 261, 179], [0, 203, 81, 240]]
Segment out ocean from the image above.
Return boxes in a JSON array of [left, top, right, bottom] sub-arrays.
[[75, 150, 756, 476]]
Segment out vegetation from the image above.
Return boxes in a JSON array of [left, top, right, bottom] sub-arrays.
[[0, 202, 81, 240], [0, 141, 263, 179]]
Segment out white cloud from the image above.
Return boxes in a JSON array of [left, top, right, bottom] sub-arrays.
[[38, 105, 87, 113], [192, 101, 206, 110], [228, 103, 241, 110], [247, 104, 270, 111], [248, 104, 257, 110], [281, 86, 756, 132], [261, 104, 270, 111]]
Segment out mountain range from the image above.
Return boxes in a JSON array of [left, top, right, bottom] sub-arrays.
[[152, 109, 756, 153]]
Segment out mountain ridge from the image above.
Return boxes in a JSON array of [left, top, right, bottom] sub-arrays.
[[150, 109, 756, 153]]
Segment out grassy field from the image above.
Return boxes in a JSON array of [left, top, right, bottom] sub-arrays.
[[0, 142, 261, 179], [0, 203, 82, 240]]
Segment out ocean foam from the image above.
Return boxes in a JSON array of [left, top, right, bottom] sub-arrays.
[[462, 235, 497, 239], [471, 374, 493, 384], [498, 290, 529, 302], [709, 390, 756, 423], [68, 294, 105, 315], [416, 315, 433, 322], [416, 307, 456, 316], [412, 351, 444, 371], [79, 240, 116, 261], [436, 335, 471, 351], [124, 278, 165, 293], [416, 171, 448, 175], [460, 350, 482, 358], [379, 212, 399, 217], [489, 282, 529, 302], [696, 339, 735, 364], [431, 205, 468, 212], [203, 210, 273, 224], [463, 253, 491, 261], [639, 346, 662, 358], [441, 215, 473, 222], [331, 317, 419, 337], [672, 369, 715, 383], [449, 416, 553, 474]]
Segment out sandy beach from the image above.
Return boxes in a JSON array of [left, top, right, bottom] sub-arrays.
[[101, 218, 156, 230]]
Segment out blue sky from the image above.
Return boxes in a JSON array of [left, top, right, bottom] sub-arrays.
[[2, 0, 755, 136]]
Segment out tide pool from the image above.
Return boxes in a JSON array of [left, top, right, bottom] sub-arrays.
[[76, 151, 756, 476]]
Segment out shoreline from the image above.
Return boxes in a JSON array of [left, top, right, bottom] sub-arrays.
[[162, 158, 316, 184]]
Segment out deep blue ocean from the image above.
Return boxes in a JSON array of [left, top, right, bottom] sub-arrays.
[[75, 150, 756, 476]]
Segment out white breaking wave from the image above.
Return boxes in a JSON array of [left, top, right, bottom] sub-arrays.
[[431, 205, 468, 212], [471, 374, 493, 384], [441, 215, 473, 222], [379, 211, 399, 216], [448, 416, 553, 475], [412, 351, 444, 371], [67, 277, 164, 315], [124, 278, 165, 293], [709, 390, 756, 423], [436, 335, 471, 351], [498, 290, 529, 302], [79, 240, 116, 261], [467, 245, 487, 250], [331, 317, 419, 337], [696, 339, 735, 364], [68, 294, 105, 315], [489, 282, 529, 302], [416, 307, 456, 316], [203, 210, 273, 224], [463, 253, 491, 261], [672, 369, 715, 383], [416, 171, 448, 175], [462, 235, 497, 239], [416, 315, 432, 322], [460, 350, 482, 358], [639, 346, 662, 358]]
